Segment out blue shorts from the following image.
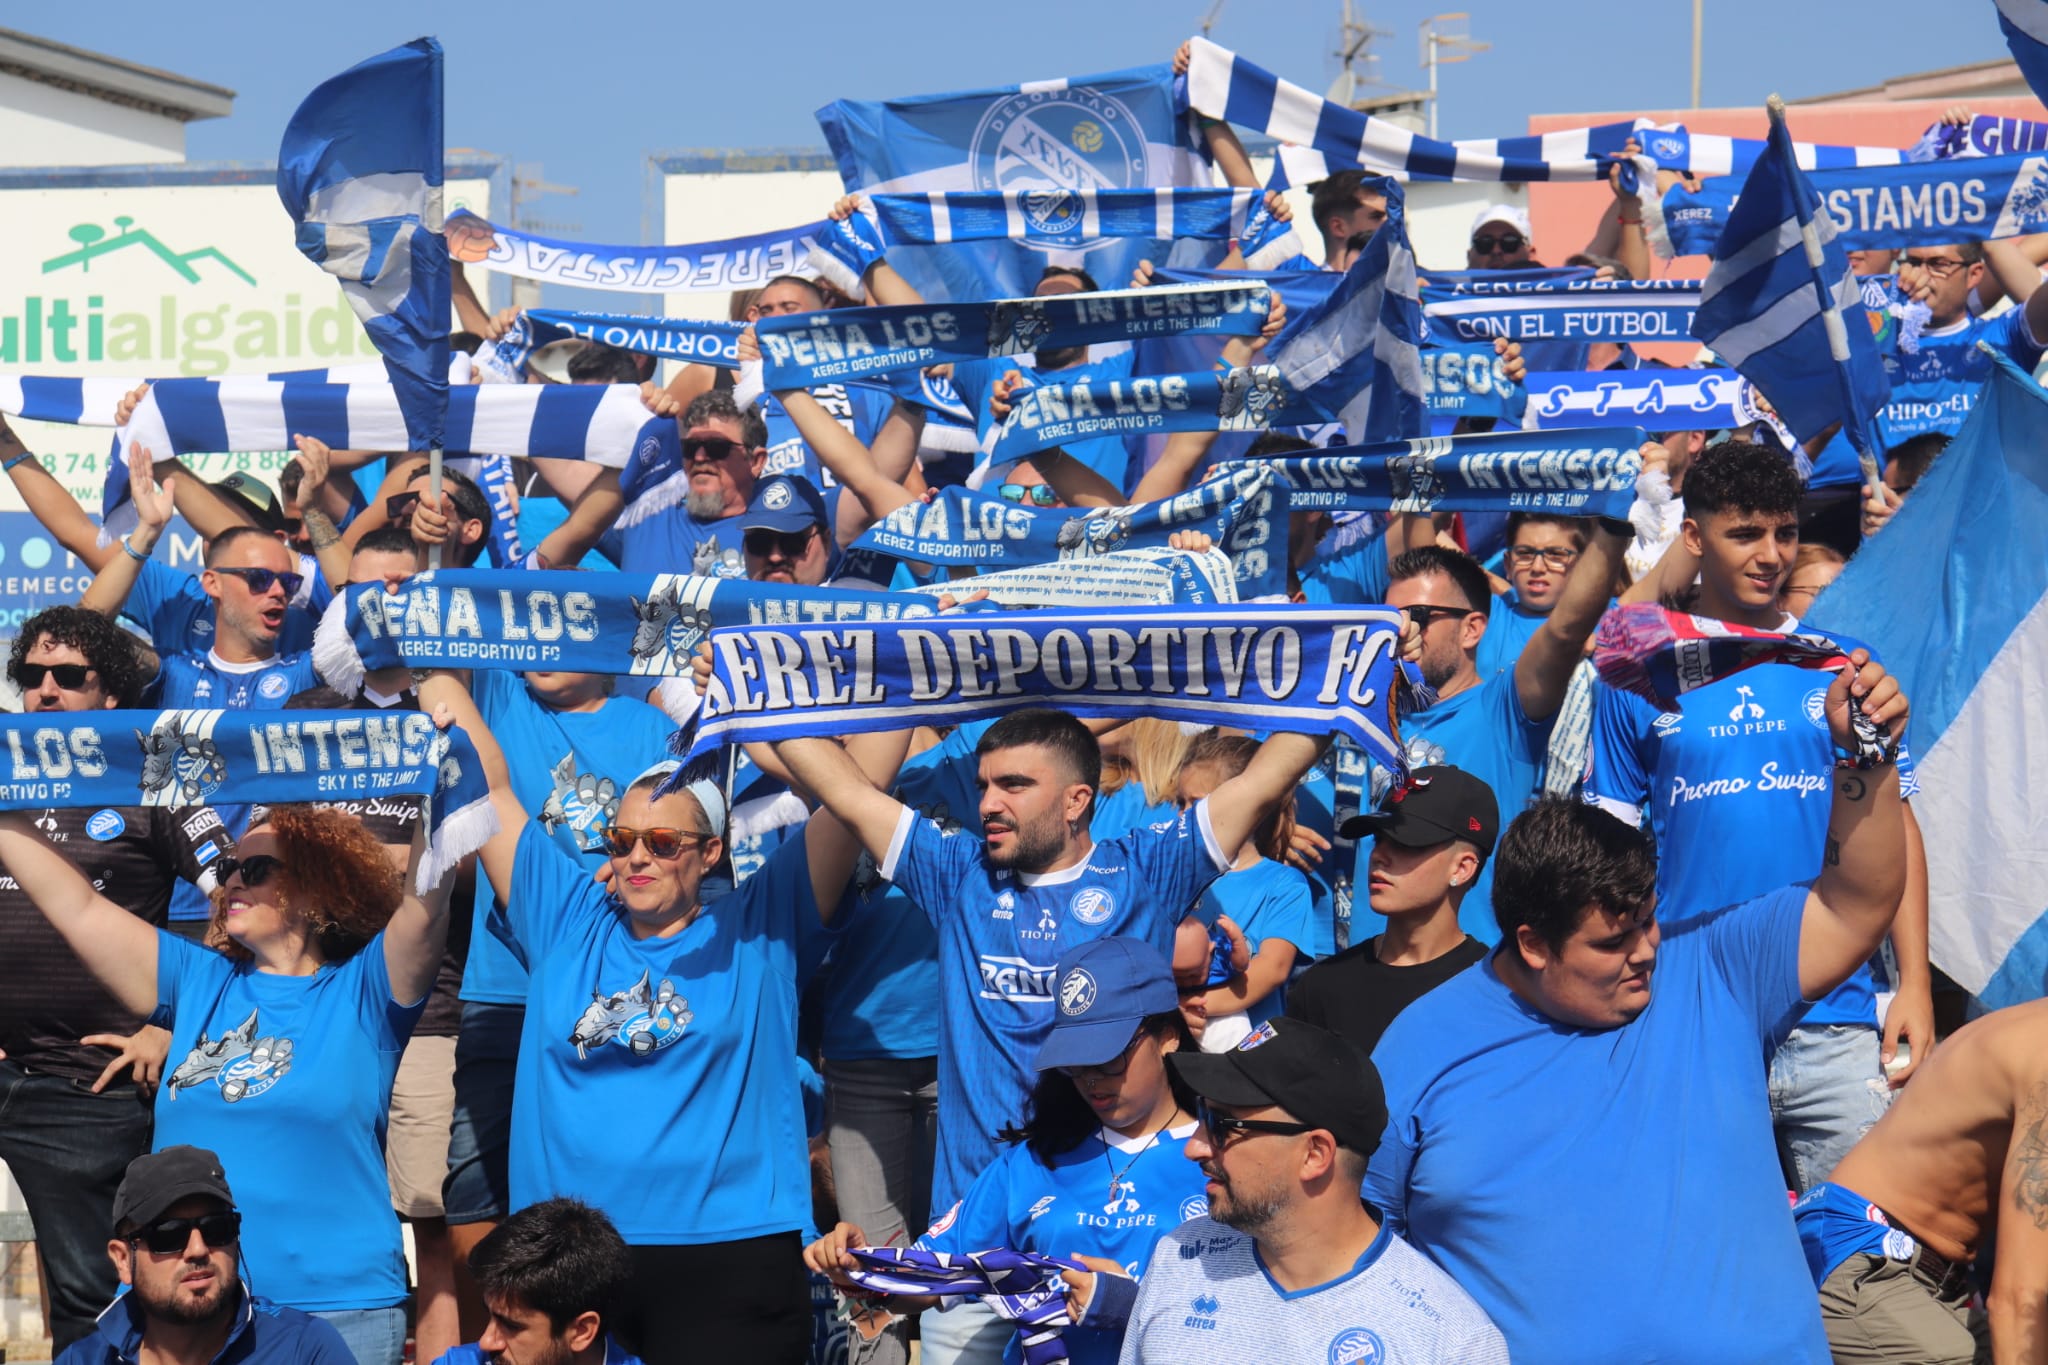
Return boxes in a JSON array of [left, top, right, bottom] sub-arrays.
[[442, 1001, 523, 1225]]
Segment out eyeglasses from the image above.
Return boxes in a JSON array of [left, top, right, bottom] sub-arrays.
[[683, 436, 751, 464], [1399, 604, 1473, 629], [743, 527, 818, 559], [1781, 581, 1831, 599], [600, 825, 716, 859], [1471, 234, 1525, 255], [218, 853, 285, 889], [1195, 1098, 1314, 1147], [211, 566, 305, 597], [11, 662, 95, 691], [1055, 1028, 1146, 1080], [1901, 254, 1968, 278], [998, 482, 1058, 506], [1506, 545, 1578, 570], [129, 1211, 240, 1256]]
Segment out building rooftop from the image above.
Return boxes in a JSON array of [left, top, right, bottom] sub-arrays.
[[0, 26, 234, 123], [1791, 56, 2024, 104]]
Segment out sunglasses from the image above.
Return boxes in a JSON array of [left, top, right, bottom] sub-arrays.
[[1471, 233, 1525, 254], [743, 527, 817, 559], [1399, 604, 1473, 629], [1195, 1098, 1314, 1147], [385, 490, 425, 522], [683, 436, 751, 464], [130, 1211, 240, 1256], [998, 482, 1058, 506], [211, 566, 305, 597], [600, 825, 716, 859], [1055, 1028, 1146, 1080], [217, 853, 285, 889], [11, 662, 95, 691]]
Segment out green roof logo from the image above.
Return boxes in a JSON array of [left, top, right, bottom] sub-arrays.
[[43, 217, 256, 286]]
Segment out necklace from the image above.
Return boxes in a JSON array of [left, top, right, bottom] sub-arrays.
[[1100, 1108, 1183, 1208]]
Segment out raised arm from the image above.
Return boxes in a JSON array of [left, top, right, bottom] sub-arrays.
[[1798, 653, 1909, 1000], [775, 382, 917, 525], [1514, 448, 1647, 720], [1881, 802, 1935, 1086], [1, 416, 120, 572], [289, 436, 353, 590], [414, 671, 525, 898], [382, 731, 463, 1004], [0, 813, 159, 1013], [80, 449, 175, 619], [1174, 41, 1258, 188], [827, 196, 925, 308], [805, 726, 914, 922], [534, 466, 625, 568], [771, 735, 912, 865], [841, 400, 927, 547], [1202, 732, 1331, 866]]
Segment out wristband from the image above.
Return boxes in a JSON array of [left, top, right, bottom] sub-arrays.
[[1616, 216, 1644, 227], [1595, 515, 1635, 538], [121, 536, 151, 563], [2, 453, 31, 472]]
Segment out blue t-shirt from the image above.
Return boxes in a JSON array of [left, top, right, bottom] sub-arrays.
[[499, 821, 830, 1243], [920, 1121, 1207, 1365], [122, 556, 329, 658], [1296, 529, 1389, 606], [1353, 671, 1550, 946], [463, 672, 679, 1005], [1197, 857, 1317, 1027], [1583, 645, 1919, 1029], [154, 931, 421, 1312], [1366, 886, 1830, 1365], [955, 351, 1138, 489], [1474, 592, 1544, 678], [62, 1283, 355, 1365], [760, 381, 894, 488], [435, 1337, 641, 1365], [880, 803, 1230, 1212], [1088, 784, 1181, 840]]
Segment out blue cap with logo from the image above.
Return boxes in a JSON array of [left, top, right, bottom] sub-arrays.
[[1033, 935, 1178, 1072], [741, 474, 828, 535]]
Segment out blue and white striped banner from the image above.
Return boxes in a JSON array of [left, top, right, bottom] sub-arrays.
[[1420, 277, 1704, 345], [867, 188, 1263, 246], [527, 309, 744, 367], [1998, 0, 2048, 109], [446, 209, 826, 295], [1522, 369, 1766, 432]]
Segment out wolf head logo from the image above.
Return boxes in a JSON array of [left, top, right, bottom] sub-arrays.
[[569, 968, 690, 1060], [1054, 509, 1133, 557], [1387, 450, 1446, 510], [1215, 367, 1287, 428], [135, 717, 225, 803], [986, 299, 1057, 357], [167, 1009, 293, 1103]]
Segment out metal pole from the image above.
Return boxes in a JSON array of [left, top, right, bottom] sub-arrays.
[[427, 448, 444, 570], [1691, 0, 1703, 109], [1427, 34, 1439, 139]]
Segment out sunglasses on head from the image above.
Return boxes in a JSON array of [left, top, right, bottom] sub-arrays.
[[11, 662, 95, 691], [683, 436, 750, 464], [1471, 233, 1525, 255], [600, 825, 716, 859], [130, 1211, 240, 1256], [743, 527, 817, 559], [212, 566, 305, 597], [217, 853, 284, 889], [998, 482, 1058, 506]]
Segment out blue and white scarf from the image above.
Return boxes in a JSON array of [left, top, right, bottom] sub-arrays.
[[898, 546, 1238, 606], [840, 1248, 1082, 1365], [447, 209, 825, 295], [1420, 342, 1526, 422], [850, 465, 1285, 597], [1219, 425, 1647, 520], [674, 605, 1410, 784], [1907, 113, 2048, 161], [862, 188, 1306, 267], [757, 282, 1269, 389], [0, 710, 494, 893], [1657, 152, 2048, 257], [526, 309, 744, 368], [987, 363, 1319, 465], [1522, 369, 1765, 432], [313, 569, 940, 696], [1420, 276, 1703, 345]]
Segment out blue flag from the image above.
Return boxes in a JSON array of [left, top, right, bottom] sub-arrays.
[[1691, 98, 1890, 481], [1998, 0, 2048, 106], [815, 62, 1204, 302], [278, 38, 450, 452], [1805, 348, 2048, 1008]]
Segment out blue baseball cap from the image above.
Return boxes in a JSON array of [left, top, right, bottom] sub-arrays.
[[1033, 935, 1178, 1072], [741, 475, 827, 535]]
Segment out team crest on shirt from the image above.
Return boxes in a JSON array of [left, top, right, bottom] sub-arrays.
[[1327, 1327, 1388, 1364], [539, 754, 621, 853], [1803, 688, 1831, 730], [134, 712, 227, 804], [1027, 1194, 1058, 1221], [257, 672, 289, 701], [1069, 887, 1115, 926], [167, 1010, 292, 1103], [568, 969, 691, 1060], [1179, 1195, 1210, 1222]]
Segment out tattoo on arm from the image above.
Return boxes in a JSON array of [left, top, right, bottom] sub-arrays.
[[2014, 1083, 2048, 1231], [1824, 835, 1841, 867], [301, 507, 342, 551]]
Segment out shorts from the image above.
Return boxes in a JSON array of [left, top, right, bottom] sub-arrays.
[[442, 1001, 523, 1225], [385, 1033, 457, 1219]]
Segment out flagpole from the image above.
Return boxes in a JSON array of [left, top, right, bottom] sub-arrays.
[[1769, 93, 1883, 500], [427, 447, 444, 570]]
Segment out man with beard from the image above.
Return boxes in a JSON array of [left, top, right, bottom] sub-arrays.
[[615, 390, 767, 578], [434, 1199, 641, 1365], [1115, 1019, 1506, 1363], [59, 1146, 350, 1363], [740, 474, 834, 587]]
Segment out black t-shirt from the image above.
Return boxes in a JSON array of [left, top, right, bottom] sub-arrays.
[[0, 804, 232, 1084], [1286, 933, 1488, 1056]]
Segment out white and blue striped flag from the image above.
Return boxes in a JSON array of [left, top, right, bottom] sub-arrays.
[[1271, 177, 1427, 443], [277, 38, 450, 453], [1997, 0, 2048, 106], [1690, 96, 1889, 486], [1806, 348, 2048, 1008]]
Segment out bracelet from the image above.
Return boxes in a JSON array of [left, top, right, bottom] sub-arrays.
[[1616, 216, 1644, 227], [2, 453, 31, 472], [121, 536, 151, 563], [1595, 516, 1635, 538]]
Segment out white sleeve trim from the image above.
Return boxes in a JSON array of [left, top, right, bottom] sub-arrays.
[[878, 805, 916, 883], [1587, 794, 1645, 828], [1194, 798, 1230, 871]]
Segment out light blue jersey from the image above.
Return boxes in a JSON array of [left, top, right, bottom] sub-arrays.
[[123, 557, 329, 658], [1197, 858, 1317, 1027], [154, 931, 420, 1312], [880, 803, 1229, 1213]]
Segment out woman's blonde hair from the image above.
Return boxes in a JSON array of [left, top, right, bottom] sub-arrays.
[[1100, 719, 1193, 807], [1177, 730, 1296, 863]]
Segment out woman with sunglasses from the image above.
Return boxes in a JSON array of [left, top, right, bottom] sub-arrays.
[[0, 768, 463, 1365], [419, 670, 904, 1362], [806, 936, 1207, 1365]]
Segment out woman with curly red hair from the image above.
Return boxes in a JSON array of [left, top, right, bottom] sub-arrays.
[[0, 784, 461, 1365]]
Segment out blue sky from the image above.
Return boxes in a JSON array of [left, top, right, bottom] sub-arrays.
[[24, 0, 2013, 307]]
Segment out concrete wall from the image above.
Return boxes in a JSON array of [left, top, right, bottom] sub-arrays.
[[0, 70, 185, 166]]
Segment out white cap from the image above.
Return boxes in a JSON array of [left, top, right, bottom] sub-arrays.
[[1469, 204, 1532, 240]]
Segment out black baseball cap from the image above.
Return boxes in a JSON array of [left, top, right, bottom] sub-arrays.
[[1339, 765, 1498, 855], [1169, 1018, 1388, 1157], [210, 471, 290, 536], [112, 1145, 235, 1231]]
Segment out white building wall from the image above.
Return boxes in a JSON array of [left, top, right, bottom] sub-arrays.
[[0, 70, 186, 166]]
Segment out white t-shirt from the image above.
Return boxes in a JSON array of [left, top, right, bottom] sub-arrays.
[[1117, 1214, 1507, 1365]]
